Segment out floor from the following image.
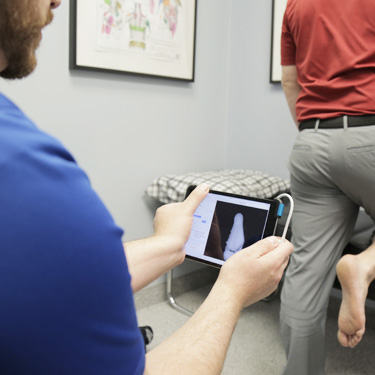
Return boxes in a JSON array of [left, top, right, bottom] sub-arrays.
[[137, 283, 375, 375]]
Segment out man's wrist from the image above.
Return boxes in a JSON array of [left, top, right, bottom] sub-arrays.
[[211, 277, 245, 314], [150, 234, 186, 267]]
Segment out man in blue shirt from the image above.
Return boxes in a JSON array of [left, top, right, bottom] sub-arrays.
[[0, 1, 293, 374]]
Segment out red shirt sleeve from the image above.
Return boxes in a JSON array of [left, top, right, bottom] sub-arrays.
[[281, 10, 296, 65]]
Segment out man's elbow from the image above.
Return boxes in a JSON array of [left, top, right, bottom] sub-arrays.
[[281, 65, 300, 91], [282, 79, 300, 93]]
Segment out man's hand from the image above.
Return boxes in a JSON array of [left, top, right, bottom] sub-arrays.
[[217, 237, 293, 308], [145, 236, 293, 375], [124, 184, 208, 292], [152, 183, 209, 264]]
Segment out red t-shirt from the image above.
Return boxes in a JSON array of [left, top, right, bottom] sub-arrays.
[[281, 0, 375, 122]]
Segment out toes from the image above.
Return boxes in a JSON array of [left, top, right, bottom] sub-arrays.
[[337, 330, 349, 347], [350, 330, 365, 348], [349, 336, 360, 348], [342, 329, 365, 349]]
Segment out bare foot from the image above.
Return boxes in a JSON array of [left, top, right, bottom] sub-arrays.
[[336, 254, 369, 348]]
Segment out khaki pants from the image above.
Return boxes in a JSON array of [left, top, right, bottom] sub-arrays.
[[280, 124, 375, 375]]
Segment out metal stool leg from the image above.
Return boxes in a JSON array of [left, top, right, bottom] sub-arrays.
[[166, 268, 193, 316]]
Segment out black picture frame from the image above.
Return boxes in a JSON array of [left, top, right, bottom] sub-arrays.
[[69, 0, 197, 82]]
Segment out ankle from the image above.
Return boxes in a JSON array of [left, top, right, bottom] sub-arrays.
[[357, 252, 375, 284]]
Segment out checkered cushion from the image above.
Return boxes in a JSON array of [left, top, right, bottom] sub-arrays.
[[145, 169, 290, 204]]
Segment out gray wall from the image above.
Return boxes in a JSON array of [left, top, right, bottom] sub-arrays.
[[227, 0, 297, 179], [1, 1, 296, 284]]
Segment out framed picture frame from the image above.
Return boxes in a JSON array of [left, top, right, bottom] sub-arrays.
[[69, 0, 197, 82], [270, 0, 287, 83]]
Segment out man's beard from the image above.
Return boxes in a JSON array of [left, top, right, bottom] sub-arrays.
[[0, 4, 53, 79]]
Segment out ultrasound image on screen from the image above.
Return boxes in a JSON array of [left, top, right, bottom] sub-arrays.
[[203, 201, 269, 261]]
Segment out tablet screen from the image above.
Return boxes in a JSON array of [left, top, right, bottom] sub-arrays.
[[185, 190, 279, 267]]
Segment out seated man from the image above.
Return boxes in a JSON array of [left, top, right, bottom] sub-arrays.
[[0, 1, 294, 374]]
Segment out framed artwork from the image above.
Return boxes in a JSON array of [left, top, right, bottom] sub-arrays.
[[270, 0, 287, 83], [69, 0, 197, 82]]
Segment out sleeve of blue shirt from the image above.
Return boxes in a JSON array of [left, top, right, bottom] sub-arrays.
[[0, 94, 145, 375]]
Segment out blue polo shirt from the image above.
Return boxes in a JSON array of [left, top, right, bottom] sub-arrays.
[[0, 93, 145, 374]]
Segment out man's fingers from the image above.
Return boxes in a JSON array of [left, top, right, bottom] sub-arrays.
[[263, 239, 294, 265], [183, 183, 209, 213], [248, 236, 280, 257], [248, 236, 293, 262]]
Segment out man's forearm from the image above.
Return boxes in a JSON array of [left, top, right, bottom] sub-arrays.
[[123, 237, 184, 293], [283, 84, 300, 126], [145, 279, 242, 375], [124, 184, 209, 293], [144, 237, 294, 375], [282, 65, 301, 126]]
